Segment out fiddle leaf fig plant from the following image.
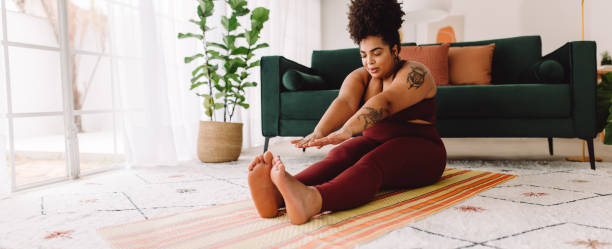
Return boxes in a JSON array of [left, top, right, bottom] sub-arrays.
[[178, 0, 269, 122]]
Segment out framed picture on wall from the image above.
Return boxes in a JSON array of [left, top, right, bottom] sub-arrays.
[[427, 15, 465, 43]]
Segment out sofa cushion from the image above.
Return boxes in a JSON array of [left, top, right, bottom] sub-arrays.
[[521, 59, 565, 83], [441, 36, 542, 84], [399, 43, 450, 86], [448, 43, 495, 85], [436, 84, 570, 119], [280, 90, 339, 120], [282, 70, 327, 91]]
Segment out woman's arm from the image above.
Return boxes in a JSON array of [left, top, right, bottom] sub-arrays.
[[291, 67, 368, 148], [342, 62, 434, 135], [306, 63, 435, 149]]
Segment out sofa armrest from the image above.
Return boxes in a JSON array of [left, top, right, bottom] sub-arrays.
[[544, 41, 598, 138], [260, 56, 316, 137]]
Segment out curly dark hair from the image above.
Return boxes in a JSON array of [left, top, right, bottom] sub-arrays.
[[347, 0, 404, 51]]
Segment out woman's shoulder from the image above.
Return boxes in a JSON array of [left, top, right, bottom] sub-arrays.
[[347, 67, 371, 88], [396, 60, 437, 96]]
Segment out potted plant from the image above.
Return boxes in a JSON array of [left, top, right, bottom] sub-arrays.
[[178, 0, 269, 162], [596, 72, 612, 144], [602, 51, 612, 68]]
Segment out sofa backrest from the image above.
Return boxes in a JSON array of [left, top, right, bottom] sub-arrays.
[[447, 35, 542, 84], [310, 36, 542, 87], [311, 43, 417, 89]]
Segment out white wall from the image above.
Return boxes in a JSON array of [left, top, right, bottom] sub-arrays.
[[321, 0, 354, 50], [322, 0, 612, 64]]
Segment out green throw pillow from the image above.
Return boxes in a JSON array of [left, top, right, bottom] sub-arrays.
[[282, 70, 327, 91], [523, 59, 565, 83]]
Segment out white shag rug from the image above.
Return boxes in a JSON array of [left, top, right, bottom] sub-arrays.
[[2, 141, 612, 249]]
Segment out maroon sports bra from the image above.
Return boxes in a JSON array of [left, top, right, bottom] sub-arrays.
[[385, 97, 436, 124]]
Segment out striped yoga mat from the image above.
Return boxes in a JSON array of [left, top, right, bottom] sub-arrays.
[[98, 168, 515, 249]]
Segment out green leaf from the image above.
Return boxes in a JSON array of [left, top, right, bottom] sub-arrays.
[[251, 7, 269, 29], [215, 92, 226, 98], [223, 58, 246, 74], [246, 53, 255, 61], [191, 73, 206, 83], [192, 65, 205, 77], [190, 81, 206, 90], [246, 30, 259, 46], [198, 0, 214, 18], [252, 43, 269, 51], [237, 103, 250, 109], [184, 53, 204, 63], [197, 93, 212, 99], [214, 103, 225, 109], [223, 35, 237, 50], [221, 16, 230, 31], [242, 82, 257, 88], [228, 0, 247, 10], [204, 107, 213, 117], [247, 60, 260, 69], [207, 50, 227, 62], [203, 96, 212, 108], [228, 0, 249, 16], [231, 46, 249, 55], [229, 16, 239, 31], [207, 42, 228, 51], [189, 19, 201, 26], [226, 73, 240, 83], [178, 32, 203, 40], [240, 72, 249, 80], [212, 73, 221, 84]]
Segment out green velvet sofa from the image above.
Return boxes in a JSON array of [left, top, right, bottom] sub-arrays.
[[260, 36, 599, 169]]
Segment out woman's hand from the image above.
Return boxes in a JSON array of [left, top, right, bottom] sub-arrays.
[[290, 130, 325, 148], [308, 128, 353, 149]]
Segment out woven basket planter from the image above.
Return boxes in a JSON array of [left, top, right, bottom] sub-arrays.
[[197, 121, 243, 163]]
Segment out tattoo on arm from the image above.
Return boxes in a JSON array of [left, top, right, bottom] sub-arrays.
[[357, 106, 388, 130], [406, 65, 427, 89]]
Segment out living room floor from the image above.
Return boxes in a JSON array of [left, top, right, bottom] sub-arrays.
[[1, 137, 612, 249]]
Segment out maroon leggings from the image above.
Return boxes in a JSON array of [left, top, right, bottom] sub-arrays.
[[294, 121, 447, 212]]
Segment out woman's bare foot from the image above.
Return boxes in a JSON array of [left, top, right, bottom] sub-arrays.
[[248, 151, 283, 218], [270, 155, 322, 225]]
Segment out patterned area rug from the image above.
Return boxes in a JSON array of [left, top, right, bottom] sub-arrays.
[[97, 168, 515, 249], [2, 140, 612, 249]]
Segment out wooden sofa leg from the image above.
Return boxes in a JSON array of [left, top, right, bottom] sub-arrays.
[[263, 137, 271, 153], [547, 137, 553, 155], [586, 139, 596, 170]]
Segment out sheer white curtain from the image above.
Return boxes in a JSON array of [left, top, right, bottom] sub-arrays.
[[113, 1, 205, 167], [238, 0, 322, 149], [113, 0, 321, 167]]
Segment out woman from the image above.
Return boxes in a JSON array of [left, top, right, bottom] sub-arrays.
[[248, 0, 447, 225]]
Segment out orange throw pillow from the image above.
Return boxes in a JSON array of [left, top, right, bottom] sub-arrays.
[[448, 43, 496, 85], [399, 43, 450, 86]]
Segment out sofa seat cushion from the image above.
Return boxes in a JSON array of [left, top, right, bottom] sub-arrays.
[[436, 84, 571, 119], [280, 90, 339, 120]]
